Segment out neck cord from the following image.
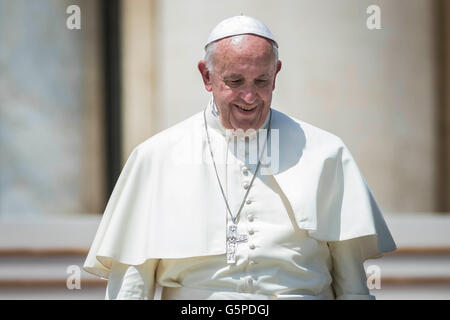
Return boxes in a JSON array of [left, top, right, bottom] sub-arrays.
[[203, 108, 272, 225]]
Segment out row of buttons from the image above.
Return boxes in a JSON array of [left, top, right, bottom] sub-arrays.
[[243, 166, 253, 208], [248, 192, 256, 251], [241, 165, 258, 289], [244, 166, 255, 252], [242, 165, 257, 263]]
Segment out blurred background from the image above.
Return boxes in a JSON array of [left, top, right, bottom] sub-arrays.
[[0, 0, 449, 299]]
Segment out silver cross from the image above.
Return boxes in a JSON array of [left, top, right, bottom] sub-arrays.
[[226, 223, 248, 264]]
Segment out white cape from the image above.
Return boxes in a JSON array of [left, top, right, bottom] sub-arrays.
[[84, 105, 396, 279]]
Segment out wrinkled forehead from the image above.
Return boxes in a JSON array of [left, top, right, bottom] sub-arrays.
[[214, 35, 275, 68]]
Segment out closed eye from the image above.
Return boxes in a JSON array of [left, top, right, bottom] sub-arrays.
[[255, 79, 269, 87], [225, 79, 244, 87]]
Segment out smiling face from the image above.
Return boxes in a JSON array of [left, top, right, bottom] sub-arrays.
[[199, 35, 282, 131]]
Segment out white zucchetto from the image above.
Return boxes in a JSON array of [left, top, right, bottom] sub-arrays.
[[205, 15, 278, 49]]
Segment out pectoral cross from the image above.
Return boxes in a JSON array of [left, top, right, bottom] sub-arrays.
[[226, 223, 248, 264]]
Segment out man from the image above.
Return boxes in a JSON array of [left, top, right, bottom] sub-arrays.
[[84, 16, 396, 300]]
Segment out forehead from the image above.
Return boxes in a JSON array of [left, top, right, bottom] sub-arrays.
[[213, 35, 275, 75]]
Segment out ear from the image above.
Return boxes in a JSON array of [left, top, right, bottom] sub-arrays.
[[272, 60, 282, 91], [198, 60, 213, 92]]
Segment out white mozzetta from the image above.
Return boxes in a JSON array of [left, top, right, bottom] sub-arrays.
[[84, 99, 396, 290]]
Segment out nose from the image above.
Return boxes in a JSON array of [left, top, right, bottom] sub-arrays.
[[240, 85, 258, 105]]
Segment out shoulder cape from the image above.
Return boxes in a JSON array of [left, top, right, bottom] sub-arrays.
[[84, 108, 396, 279]]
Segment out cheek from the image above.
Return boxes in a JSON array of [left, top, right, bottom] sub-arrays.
[[215, 88, 238, 106], [213, 92, 233, 116], [261, 87, 274, 102]]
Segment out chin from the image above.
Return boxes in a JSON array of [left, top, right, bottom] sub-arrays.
[[238, 115, 268, 130], [231, 113, 262, 129], [233, 120, 260, 131]]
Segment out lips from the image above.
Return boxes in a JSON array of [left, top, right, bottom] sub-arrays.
[[234, 104, 256, 112]]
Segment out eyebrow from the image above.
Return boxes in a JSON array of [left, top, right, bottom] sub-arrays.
[[222, 73, 242, 80], [222, 73, 271, 80]]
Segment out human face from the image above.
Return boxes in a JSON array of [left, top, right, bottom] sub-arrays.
[[199, 35, 282, 131]]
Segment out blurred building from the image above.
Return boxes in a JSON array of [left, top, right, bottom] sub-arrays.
[[0, 0, 449, 299]]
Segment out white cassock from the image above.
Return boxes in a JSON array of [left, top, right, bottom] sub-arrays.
[[83, 99, 396, 300]]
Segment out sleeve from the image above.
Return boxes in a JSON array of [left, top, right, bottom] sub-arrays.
[[105, 259, 159, 300], [328, 237, 376, 300]]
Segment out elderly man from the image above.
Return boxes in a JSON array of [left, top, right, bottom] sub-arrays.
[[84, 16, 396, 300]]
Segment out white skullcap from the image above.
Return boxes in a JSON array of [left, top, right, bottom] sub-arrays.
[[205, 15, 278, 49]]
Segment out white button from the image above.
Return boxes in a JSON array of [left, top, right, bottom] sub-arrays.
[[242, 168, 249, 175], [249, 244, 256, 250], [246, 199, 252, 205], [243, 183, 249, 190], [249, 229, 254, 235], [248, 215, 254, 222]]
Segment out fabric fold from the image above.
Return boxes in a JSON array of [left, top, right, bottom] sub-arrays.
[[84, 101, 396, 279], [268, 112, 396, 261]]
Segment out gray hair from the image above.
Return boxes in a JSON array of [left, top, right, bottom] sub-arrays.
[[204, 36, 279, 74]]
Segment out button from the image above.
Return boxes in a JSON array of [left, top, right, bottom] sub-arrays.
[[249, 244, 256, 250], [242, 168, 249, 175], [249, 229, 254, 235], [246, 199, 252, 205], [243, 183, 249, 190], [248, 215, 254, 222]]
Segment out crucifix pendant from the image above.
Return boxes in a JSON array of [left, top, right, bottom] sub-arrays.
[[226, 222, 248, 264]]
